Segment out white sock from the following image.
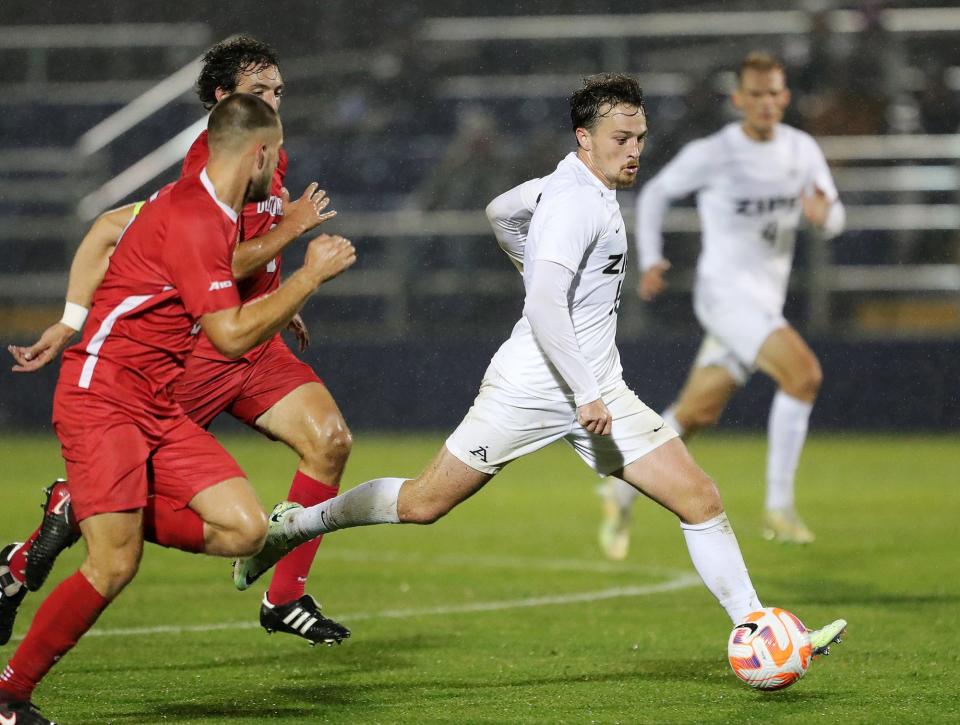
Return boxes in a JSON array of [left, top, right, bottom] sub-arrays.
[[287, 477, 404, 538], [765, 391, 813, 512], [606, 406, 683, 510], [681, 513, 762, 624], [662, 406, 685, 438]]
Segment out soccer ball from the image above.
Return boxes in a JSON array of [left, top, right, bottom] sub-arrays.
[[727, 607, 812, 690]]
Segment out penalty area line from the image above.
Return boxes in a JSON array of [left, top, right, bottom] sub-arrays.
[[10, 572, 701, 642]]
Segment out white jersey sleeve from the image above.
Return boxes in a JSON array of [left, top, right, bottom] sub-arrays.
[[523, 260, 601, 405], [803, 135, 846, 239], [485, 177, 547, 272], [635, 137, 718, 271]]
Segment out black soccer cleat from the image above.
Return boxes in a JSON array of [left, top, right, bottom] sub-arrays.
[[260, 594, 351, 647], [0, 543, 27, 647], [0, 699, 56, 724], [24, 480, 81, 592]]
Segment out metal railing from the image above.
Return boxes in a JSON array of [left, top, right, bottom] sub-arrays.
[[422, 7, 960, 41]]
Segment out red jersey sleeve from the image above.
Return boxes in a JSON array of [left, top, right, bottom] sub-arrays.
[[162, 206, 240, 319]]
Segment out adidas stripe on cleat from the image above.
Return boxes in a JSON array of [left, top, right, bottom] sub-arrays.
[[260, 594, 351, 646], [24, 480, 81, 592], [0, 543, 27, 647]]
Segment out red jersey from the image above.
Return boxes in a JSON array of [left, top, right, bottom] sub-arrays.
[[58, 170, 241, 418], [182, 130, 288, 361]]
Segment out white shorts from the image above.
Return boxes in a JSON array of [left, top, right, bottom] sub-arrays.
[[445, 368, 678, 476], [692, 286, 787, 385]]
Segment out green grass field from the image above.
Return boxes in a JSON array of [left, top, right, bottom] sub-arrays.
[[0, 432, 958, 724]]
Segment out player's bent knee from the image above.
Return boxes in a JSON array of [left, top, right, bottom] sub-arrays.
[[232, 513, 268, 557], [83, 549, 141, 597], [301, 419, 353, 473], [783, 363, 822, 402]]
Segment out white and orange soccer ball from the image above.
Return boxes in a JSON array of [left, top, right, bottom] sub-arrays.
[[727, 607, 813, 690]]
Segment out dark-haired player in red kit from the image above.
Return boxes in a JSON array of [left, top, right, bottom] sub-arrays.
[[0, 93, 356, 725], [4, 36, 352, 648]]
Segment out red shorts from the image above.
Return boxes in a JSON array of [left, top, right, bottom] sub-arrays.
[[53, 385, 246, 522], [175, 336, 322, 429]]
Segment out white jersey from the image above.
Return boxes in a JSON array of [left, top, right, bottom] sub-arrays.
[[490, 153, 627, 402], [636, 122, 842, 311]]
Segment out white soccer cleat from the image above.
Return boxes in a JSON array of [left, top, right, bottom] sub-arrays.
[[808, 618, 847, 657], [598, 480, 631, 561], [233, 501, 305, 591], [762, 508, 815, 544]]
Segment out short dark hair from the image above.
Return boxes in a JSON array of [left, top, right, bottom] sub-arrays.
[[207, 93, 281, 150], [570, 73, 644, 133], [196, 35, 280, 110], [737, 51, 785, 84]]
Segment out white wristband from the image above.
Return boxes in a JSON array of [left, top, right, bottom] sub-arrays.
[[60, 302, 89, 332]]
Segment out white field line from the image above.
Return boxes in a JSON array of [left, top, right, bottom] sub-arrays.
[[9, 571, 701, 643]]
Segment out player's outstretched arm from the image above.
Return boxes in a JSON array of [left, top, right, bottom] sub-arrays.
[[231, 183, 335, 279], [8, 203, 137, 372], [202, 234, 355, 359]]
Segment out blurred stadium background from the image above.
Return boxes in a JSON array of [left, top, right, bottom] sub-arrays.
[[1, 0, 958, 434]]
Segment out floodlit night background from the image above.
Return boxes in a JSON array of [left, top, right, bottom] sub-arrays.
[[1, 1, 958, 433]]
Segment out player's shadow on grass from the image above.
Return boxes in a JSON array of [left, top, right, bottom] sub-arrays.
[[270, 657, 750, 704], [64, 633, 444, 679], [766, 579, 958, 608], [72, 702, 320, 724]]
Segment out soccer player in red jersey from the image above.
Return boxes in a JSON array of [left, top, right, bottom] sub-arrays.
[[4, 37, 353, 647], [0, 93, 356, 725]]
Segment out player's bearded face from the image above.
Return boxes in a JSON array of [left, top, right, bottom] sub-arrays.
[[583, 103, 646, 189], [246, 143, 279, 203]]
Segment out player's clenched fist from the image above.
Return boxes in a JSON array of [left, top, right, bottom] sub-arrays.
[[638, 259, 670, 302], [577, 398, 613, 436], [304, 234, 356, 284]]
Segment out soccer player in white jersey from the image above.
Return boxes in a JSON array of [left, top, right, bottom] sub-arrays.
[[598, 52, 846, 559], [230, 73, 847, 656]]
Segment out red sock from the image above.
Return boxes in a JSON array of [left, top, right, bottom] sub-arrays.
[[142, 496, 205, 553], [0, 571, 108, 702], [266, 472, 338, 605]]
